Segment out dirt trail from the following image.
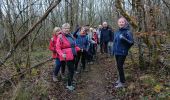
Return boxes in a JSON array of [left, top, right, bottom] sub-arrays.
[[72, 56, 115, 100], [48, 54, 116, 100]]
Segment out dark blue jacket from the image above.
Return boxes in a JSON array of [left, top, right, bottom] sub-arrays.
[[75, 33, 89, 51], [100, 27, 113, 42], [113, 25, 134, 56]]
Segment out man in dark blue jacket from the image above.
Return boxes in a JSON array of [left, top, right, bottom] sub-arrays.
[[100, 22, 113, 54]]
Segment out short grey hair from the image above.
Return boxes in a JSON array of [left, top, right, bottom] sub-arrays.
[[62, 23, 70, 29]]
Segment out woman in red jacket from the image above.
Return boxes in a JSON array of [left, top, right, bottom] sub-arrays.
[[56, 23, 80, 91], [49, 27, 64, 82]]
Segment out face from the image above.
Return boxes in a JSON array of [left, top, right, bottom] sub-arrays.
[[80, 27, 86, 35], [99, 25, 102, 29], [55, 29, 61, 35], [84, 26, 89, 33], [62, 26, 70, 34], [103, 22, 108, 28], [118, 18, 126, 28]]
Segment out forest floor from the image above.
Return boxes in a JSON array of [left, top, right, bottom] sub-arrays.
[[0, 47, 170, 100], [48, 54, 116, 100]]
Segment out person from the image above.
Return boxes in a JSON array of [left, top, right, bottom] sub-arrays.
[[108, 26, 114, 56], [113, 17, 134, 88], [86, 27, 96, 64], [97, 25, 103, 53], [56, 23, 80, 90], [100, 22, 113, 54], [92, 29, 98, 58], [49, 27, 63, 82], [74, 27, 89, 73]]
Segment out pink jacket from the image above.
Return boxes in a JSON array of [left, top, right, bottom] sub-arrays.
[[49, 34, 58, 59], [56, 33, 80, 61]]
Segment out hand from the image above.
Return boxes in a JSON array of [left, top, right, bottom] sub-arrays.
[[51, 38, 54, 41], [53, 50, 57, 53], [62, 54, 66, 59], [119, 34, 123, 39], [81, 49, 83, 52]]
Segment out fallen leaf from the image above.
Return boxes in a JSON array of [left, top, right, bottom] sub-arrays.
[[154, 84, 163, 93]]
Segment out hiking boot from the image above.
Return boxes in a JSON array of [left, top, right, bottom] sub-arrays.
[[66, 85, 75, 91], [52, 76, 58, 82], [115, 82, 125, 88], [75, 71, 79, 74], [90, 61, 94, 64], [61, 74, 65, 79]]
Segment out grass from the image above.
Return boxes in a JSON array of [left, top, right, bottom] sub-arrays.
[[14, 78, 49, 100]]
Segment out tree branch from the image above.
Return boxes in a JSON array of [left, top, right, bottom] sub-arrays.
[[0, 0, 62, 67], [115, 0, 138, 29]]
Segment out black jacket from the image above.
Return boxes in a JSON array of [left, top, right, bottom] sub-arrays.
[[100, 27, 113, 42]]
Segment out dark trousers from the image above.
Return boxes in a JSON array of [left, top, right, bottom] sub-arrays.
[[103, 41, 109, 53], [115, 55, 126, 83], [100, 42, 103, 53], [60, 61, 66, 74], [62, 59, 75, 86], [87, 44, 94, 62], [93, 44, 97, 55], [75, 51, 87, 70]]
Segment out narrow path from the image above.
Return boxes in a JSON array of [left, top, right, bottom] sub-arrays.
[[72, 54, 115, 100], [48, 54, 116, 100]]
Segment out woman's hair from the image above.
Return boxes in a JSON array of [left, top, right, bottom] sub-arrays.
[[53, 27, 61, 34], [62, 23, 70, 29]]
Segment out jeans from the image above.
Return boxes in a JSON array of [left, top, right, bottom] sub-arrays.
[[53, 58, 61, 76], [115, 55, 126, 83]]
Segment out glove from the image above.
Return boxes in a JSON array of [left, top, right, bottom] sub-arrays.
[[62, 54, 66, 59]]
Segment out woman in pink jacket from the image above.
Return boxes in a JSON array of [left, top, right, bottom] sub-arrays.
[[49, 27, 65, 82], [56, 23, 80, 91]]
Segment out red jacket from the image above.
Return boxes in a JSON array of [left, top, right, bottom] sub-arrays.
[[93, 32, 98, 43], [56, 33, 80, 61], [49, 34, 58, 59]]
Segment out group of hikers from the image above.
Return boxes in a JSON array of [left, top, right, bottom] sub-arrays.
[[49, 17, 134, 91]]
